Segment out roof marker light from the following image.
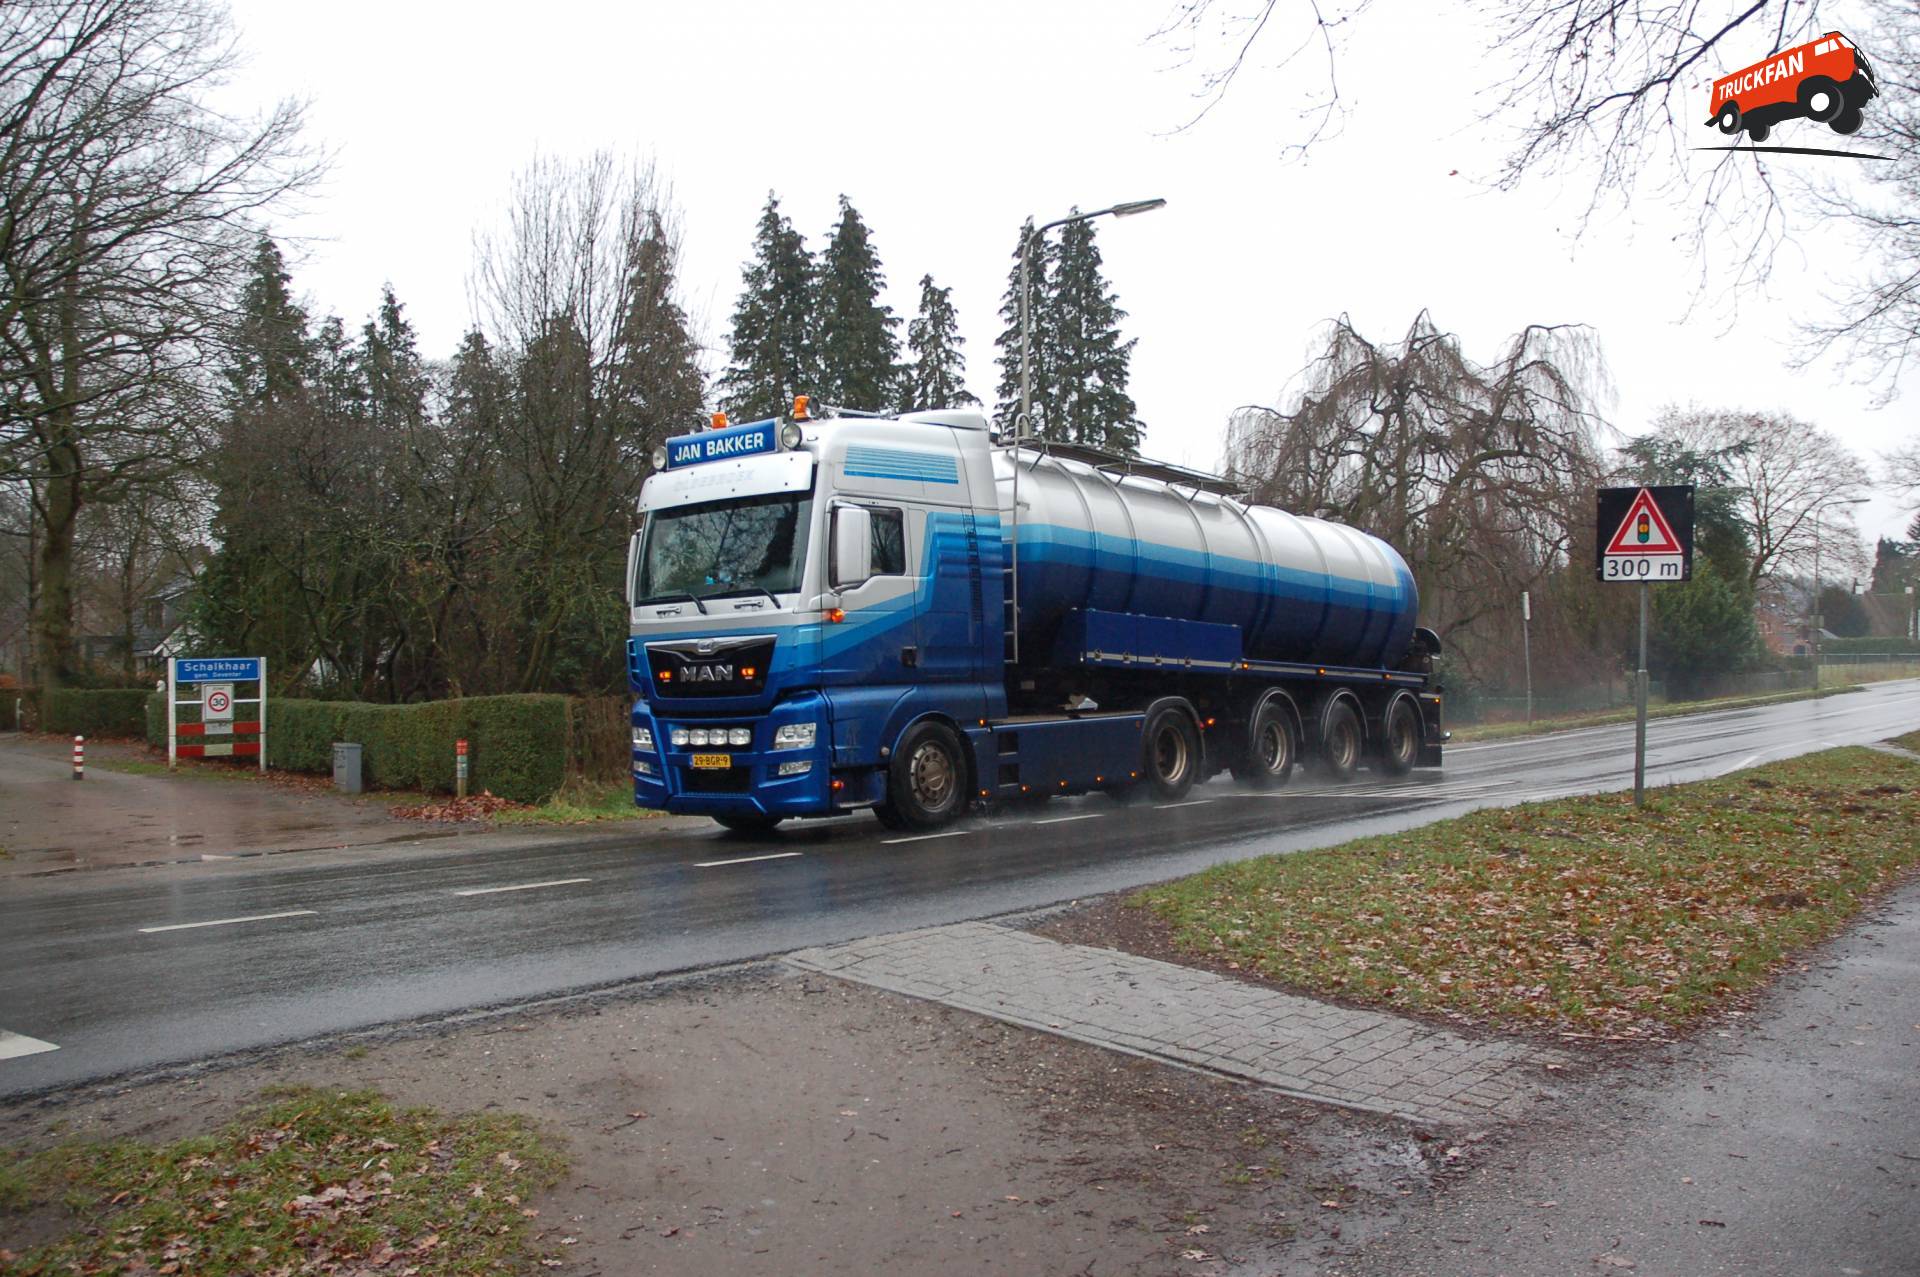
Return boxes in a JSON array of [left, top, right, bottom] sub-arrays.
[[710, 411, 728, 430], [793, 395, 810, 419]]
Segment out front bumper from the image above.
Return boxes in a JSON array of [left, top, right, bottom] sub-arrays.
[[631, 694, 873, 818]]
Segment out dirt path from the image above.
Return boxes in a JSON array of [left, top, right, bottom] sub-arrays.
[[0, 970, 1446, 1275]]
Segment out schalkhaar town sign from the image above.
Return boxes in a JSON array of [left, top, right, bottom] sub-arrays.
[[167, 656, 267, 771]]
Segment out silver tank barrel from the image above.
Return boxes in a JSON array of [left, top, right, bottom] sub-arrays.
[[995, 448, 1419, 670]]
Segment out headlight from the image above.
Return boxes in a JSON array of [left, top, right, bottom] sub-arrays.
[[728, 727, 752, 747], [777, 759, 812, 776], [669, 728, 689, 748], [632, 727, 654, 752], [773, 722, 816, 750], [689, 727, 711, 747], [634, 760, 656, 776]]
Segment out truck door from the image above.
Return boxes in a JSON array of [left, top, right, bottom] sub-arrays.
[[825, 501, 918, 688]]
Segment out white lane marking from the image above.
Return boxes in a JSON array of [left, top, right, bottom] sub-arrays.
[[1728, 752, 1764, 773], [1155, 799, 1212, 810], [1033, 813, 1102, 825], [452, 877, 593, 897], [694, 852, 803, 868], [0, 1030, 60, 1061], [882, 829, 972, 845], [139, 909, 317, 934]]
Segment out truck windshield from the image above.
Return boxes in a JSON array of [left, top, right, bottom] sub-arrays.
[[633, 491, 814, 605]]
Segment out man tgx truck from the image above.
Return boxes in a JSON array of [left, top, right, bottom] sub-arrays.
[[627, 401, 1445, 833]]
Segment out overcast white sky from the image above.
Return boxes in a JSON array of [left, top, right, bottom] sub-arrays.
[[222, 0, 1916, 550]]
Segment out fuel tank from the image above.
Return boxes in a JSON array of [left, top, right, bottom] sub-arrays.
[[998, 448, 1419, 670]]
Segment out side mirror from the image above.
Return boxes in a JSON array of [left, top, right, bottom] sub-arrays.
[[831, 505, 872, 589]]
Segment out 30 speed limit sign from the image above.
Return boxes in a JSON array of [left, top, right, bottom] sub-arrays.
[[203, 683, 234, 734]]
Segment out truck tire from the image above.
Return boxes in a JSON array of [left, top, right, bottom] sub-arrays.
[[1377, 694, 1420, 777], [1232, 697, 1296, 788], [1797, 75, 1844, 122], [713, 813, 784, 834], [1831, 106, 1863, 135], [1746, 119, 1771, 143], [879, 720, 968, 831], [1715, 102, 1741, 135], [1315, 697, 1363, 781], [1142, 704, 1200, 801]]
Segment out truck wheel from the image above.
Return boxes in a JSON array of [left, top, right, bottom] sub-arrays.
[[1232, 700, 1296, 788], [1830, 106, 1863, 135], [713, 813, 784, 834], [1315, 699, 1362, 781], [1798, 75, 1844, 122], [1143, 705, 1200, 801], [1378, 695, 1420, 777], [1715, 102, 1741, 135], [1746, 119, 1771, 143], [882, 721, 968, 831]]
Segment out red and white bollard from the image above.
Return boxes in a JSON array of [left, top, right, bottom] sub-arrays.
[[72, 735, 84, 781]]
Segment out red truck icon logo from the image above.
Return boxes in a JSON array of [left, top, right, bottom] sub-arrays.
[[1708, 32, 1878, 142]]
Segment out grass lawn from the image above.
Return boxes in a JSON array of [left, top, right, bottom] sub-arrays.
[[0, 1088, 562, 1275], [492, 779, 659, 826], [1894, 730, 1920, 752], [1135, 747, 1920, 1040]]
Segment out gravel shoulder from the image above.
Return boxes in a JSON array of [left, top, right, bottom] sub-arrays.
[[1, 969, 1447, 1276]]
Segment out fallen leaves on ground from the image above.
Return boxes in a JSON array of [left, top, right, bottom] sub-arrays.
[[1137, 748, 1920, 1039], [0, 1087, 562, 1275], [391, 792, 527, 823]]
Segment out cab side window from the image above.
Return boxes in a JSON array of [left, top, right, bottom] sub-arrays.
[[870, 508, 905, 576]]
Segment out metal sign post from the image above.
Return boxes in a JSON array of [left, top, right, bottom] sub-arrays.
[[1521, 590, 1534, 725], [1596, 486, 1695, 809]]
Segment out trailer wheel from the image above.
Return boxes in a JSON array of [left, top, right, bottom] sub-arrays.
[[880, 720, 968, 831], [1798, 75, 1844, 122], [1142, 705, 1200, 801], [1831, 106, 1863, 135], [1315, 698, 1363, 781], [713, 813, 784, 835], [1232, 699, 1296, 788], [1378, 695, 1420, 777]]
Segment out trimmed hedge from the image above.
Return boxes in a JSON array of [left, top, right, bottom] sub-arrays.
[[42, 688, 151, 738], [145, 691, 583, 803], [1824, 636, 1920, 655]]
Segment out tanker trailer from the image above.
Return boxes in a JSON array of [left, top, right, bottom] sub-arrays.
[[626, 405, 1444, 834]]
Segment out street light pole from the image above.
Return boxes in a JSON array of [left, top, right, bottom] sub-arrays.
[[1007, 197, 1165, 666]]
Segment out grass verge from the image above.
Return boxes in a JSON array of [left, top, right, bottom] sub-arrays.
[[0, 1087, 563, 1275], [1894, 730, 1920, 752], [491, 778, 658, 826], [1451, 684, 1855, 743], [1134, 747, 1920, 1040]]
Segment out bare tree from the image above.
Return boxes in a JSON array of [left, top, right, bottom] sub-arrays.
[[1223, 311, 1608, 677], [0, 0, 313, 686], [470, 153, 704, 691], [1651, 406, 1872, 583]]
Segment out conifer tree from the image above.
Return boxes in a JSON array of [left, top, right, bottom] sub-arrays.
[[1049, 216, 1142, 454], [225, 237, 311, 409], [718, 193, 816, 420], [814, 196, 901, 411], [903, 274, 978, 412], [611, 213, 705, 448], [360, 287, 428, 432]]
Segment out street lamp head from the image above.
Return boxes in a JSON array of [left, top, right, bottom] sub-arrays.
[[1109, 197, 1167, 218]]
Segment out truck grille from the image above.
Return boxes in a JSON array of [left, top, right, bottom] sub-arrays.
[[646, 636, 775, 699]]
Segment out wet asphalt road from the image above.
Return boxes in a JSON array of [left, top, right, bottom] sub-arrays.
[[2, 680, 1917, 1098]]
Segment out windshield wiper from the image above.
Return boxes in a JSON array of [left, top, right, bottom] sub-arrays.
[[636, 591, 708, 614], [702, 586, 782, 606]]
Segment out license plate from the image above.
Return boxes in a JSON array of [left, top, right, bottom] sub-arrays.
[[690, 753, 732, 770]]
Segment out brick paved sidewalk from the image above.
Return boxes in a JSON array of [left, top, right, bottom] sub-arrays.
[[788, 921, 1572, 1127]]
